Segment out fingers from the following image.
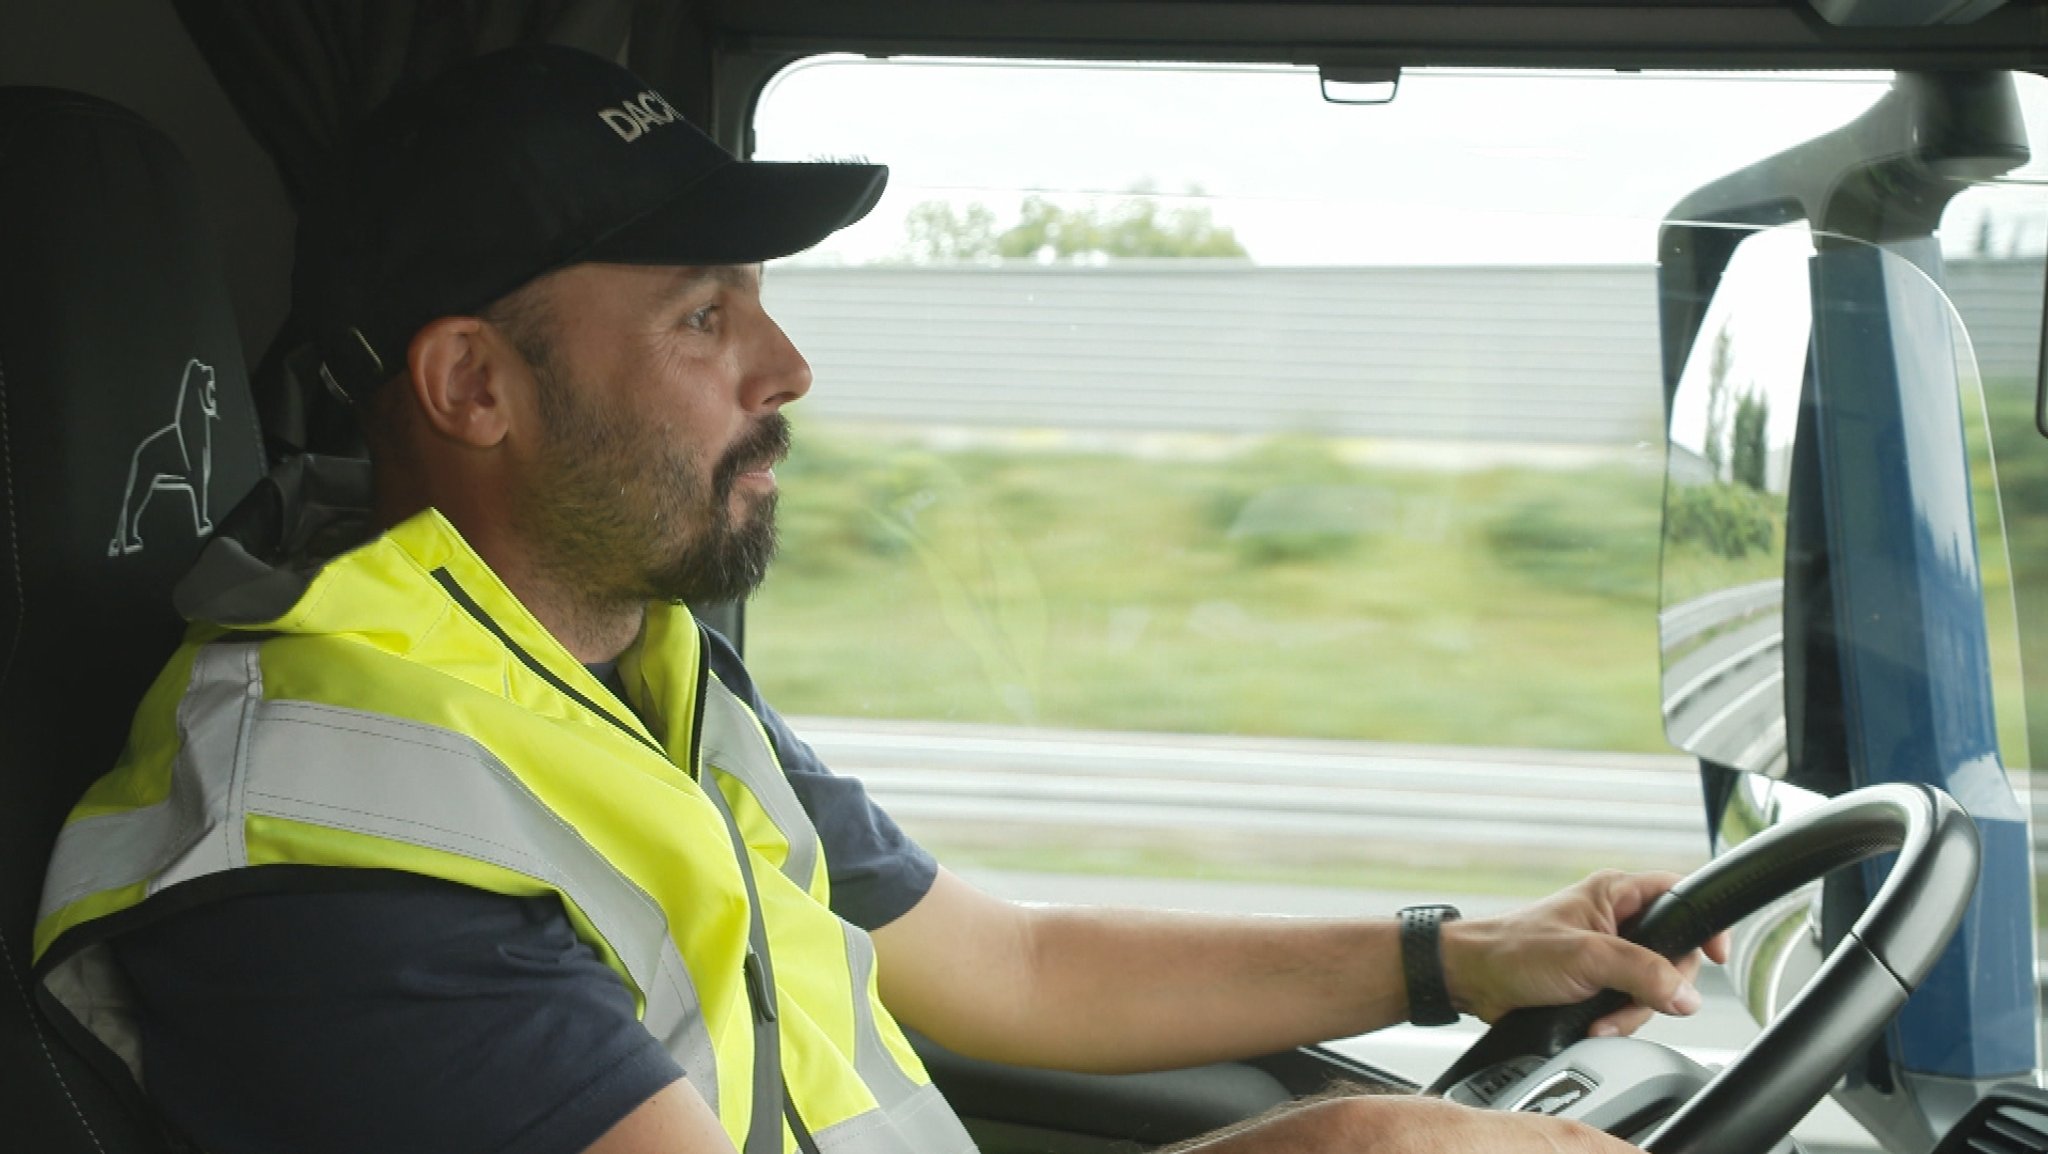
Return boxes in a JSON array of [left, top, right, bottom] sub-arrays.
[[1588, 1004, 1652, 1038], [1587, 871, 1732, 974], [1704, 930, 1732, 965], [1581, 951, 1712, 1041], [1675, 950, 1702, 984], [1597, 869, 1684, 925], [1590, 871, 1733, 973], [1598, 936, 1702, 1019]]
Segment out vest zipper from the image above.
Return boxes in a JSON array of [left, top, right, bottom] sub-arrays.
[[686, 619, 709, 779], [430, 567, 662, 758]]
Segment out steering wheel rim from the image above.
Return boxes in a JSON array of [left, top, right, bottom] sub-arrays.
[[1424, 782, 1980, 1154]]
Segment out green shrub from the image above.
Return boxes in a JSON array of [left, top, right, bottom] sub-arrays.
[[1664, 481, 1780, 560], [1483, 470, 1662, 604], [1202, 437, 1381, 565]]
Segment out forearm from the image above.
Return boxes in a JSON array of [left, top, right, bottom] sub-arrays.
[[875, 870, 1413, 1072], [994, 904, 1409, 1072], [997, 872, 1719, 1068]]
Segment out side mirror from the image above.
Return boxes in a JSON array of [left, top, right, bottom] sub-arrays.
[[1659, 225, 1809, 777]]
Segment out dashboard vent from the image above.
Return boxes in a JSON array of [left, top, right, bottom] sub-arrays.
[[1933, 1085, 2048, 1154]]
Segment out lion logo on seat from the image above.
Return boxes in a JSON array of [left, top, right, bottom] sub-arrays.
[[108, 358, 219, 557]]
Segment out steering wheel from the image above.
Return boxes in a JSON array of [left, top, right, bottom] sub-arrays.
[[1422, 782, 1980, 1154]]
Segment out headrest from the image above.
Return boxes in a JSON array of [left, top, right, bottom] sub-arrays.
[[0, 88, 266, 646], [0, 87, 267, 1152]]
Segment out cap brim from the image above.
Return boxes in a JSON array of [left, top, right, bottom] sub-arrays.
[[583, 160, 887, 267]]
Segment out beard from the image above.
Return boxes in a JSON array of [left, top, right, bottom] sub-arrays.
[[513, 359, 789, 610]]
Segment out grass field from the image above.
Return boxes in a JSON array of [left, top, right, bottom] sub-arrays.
[[752, 427, 1674, 752]]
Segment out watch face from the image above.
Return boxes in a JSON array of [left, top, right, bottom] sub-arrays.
[[1512, 1070, 1598, 1117]]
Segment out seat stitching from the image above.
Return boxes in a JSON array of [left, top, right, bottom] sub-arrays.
[[0, 926, 107, 1154], [0, 926, 108, 1154], [0, 354, 108, 1152], [1, 347, 23, 698]]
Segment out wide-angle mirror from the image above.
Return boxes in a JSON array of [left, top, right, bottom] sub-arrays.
[[1659, 224, 1808, 778], [1668, 219, 2036, 1146]]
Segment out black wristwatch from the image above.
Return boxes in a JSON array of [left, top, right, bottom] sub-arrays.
[[1397, 904, 1463, 1027]]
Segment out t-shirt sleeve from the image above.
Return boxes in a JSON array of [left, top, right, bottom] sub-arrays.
[[114, 877, 684, 1154], [702, 630, 939, 930]]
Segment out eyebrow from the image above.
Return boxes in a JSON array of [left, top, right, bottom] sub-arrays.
[[668, 264, 761, 297]]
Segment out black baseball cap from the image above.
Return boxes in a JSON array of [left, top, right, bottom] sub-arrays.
[[294, 43, 887, 401]]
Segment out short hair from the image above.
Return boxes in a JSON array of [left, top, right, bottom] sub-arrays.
[[354, 276, 559, 464]]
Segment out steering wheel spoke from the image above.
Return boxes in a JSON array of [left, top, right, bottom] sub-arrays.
[[1446, 1037, 1711, 1137]]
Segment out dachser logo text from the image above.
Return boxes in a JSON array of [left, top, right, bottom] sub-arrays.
[[599, 91, 681, 142]]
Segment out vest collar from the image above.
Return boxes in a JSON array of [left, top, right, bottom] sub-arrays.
[[172, 454, 701, 761]]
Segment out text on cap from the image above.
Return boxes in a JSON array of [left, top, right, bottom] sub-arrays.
[[600, 91, 681, 142]]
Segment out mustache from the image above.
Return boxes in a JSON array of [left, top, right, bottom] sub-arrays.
[[712, 414, 792, 499]]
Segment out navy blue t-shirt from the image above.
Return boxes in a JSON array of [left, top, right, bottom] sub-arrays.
[[114, 630, 937, 1154]]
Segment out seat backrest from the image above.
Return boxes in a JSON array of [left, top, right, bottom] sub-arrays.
[[0, 87, 267, 1151]]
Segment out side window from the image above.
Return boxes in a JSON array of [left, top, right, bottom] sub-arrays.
[[1941, 118, 2048, 775], [1937, 93, 2048, 1070], [747, 61, 2042, 1116]]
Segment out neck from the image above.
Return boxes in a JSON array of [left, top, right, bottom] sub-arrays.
[[492, 554, 647, 664], [373, 471, 643, 665]]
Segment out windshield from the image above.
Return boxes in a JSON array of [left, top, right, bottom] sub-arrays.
[[750, 61, 2048, 1142]]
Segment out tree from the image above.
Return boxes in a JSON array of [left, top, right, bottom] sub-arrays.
[[901, 201, 999, 263], [994, 194, 1248, 261], [1730, 391, 1770, 493], [1703, 327, 1735, 479], [893, 189, 1250, 264]]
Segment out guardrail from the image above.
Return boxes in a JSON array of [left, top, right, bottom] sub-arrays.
[[1658, 579, 1783, 650], [796, 715, 2048, 866], [1659, 581, 1788, 775]]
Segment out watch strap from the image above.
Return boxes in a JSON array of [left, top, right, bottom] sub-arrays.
[[1398, 904, 1463, 1027]]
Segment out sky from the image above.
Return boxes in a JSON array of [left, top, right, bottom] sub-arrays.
[[752, 60, 2048, 268], [1667, 225, 1814, 484]]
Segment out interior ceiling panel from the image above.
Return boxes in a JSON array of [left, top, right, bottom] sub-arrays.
[[699, 0, 2048, 69]]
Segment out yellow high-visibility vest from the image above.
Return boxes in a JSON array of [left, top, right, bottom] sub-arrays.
[[35, 456, 975, 1154]]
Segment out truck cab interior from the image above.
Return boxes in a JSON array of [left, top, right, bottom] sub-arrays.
[[7, 3, 2048, 1153]]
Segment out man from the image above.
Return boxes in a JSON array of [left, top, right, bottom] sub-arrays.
[[35, 45, 1724, 1154]]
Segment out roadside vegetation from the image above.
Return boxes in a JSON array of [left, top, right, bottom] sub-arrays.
[[750, 375, 2042, 895], [753, 424, 1670, 751], [1980, 378, 2048, 770]]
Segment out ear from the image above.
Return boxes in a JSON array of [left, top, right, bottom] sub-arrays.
[[404, 316, 521, 449]]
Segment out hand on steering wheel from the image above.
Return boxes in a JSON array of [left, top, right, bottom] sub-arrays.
[[1426, 783, 1979, 1154], [1443, 871, 1732, 1037]]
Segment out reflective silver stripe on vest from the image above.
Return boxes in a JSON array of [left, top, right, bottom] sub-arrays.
[[39, 642, 719, 1114], [822, 924, 979, 1154], [40, 643, 259, 913], [700, 677, 975, 1154], [702, 676, 820, 895]]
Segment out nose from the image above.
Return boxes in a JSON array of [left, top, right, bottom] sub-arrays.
[[743, 305, 813, 413]]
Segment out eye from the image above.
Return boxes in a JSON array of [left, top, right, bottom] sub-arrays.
[[683, 304, 720, 332]]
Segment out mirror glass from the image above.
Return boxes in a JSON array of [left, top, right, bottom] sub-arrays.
[[1659, 224, 1809, 777]]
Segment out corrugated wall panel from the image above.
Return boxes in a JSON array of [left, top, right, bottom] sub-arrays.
[[764, 260, 2042, 445], [1946, 259, 2043, 393]]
